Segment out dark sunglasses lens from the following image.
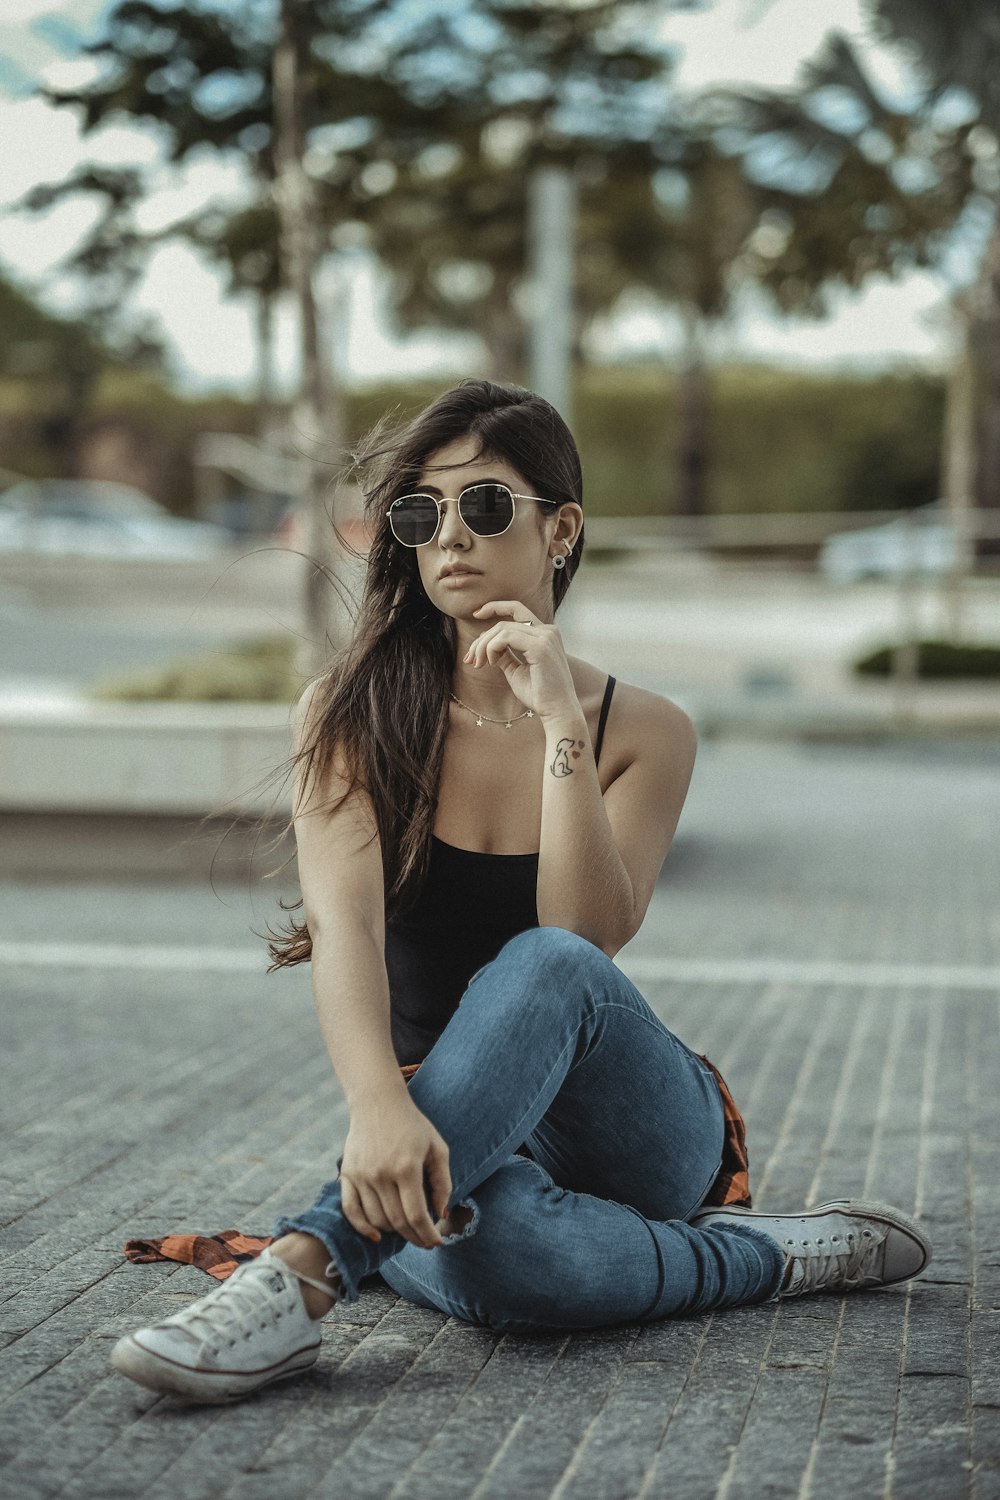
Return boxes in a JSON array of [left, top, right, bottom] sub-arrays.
[[390, 495, 439, 545], [460, 484, 514, 536]]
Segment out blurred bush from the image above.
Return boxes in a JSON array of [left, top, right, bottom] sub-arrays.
[[853, 639, 1000, 678], [346, 365, 945, 517], [2, 361, 945, 520], [91, 635, 302, 702], [706, 367, 944, 516]]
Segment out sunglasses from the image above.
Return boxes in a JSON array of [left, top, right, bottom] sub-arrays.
[[386, 482, 558, 547]]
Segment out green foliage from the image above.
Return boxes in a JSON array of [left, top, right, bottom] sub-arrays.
[[91, 635, 302, 702], [0, 357, 947, 519], [345, 365, 945, 518], [870, 1, 1000, 137], [0, 277, 104, 382], [717, 33, 977, 317], [0, 271, 145, 481], [708, 366, 944, 515], [33, 0, 697, 380], [853, 639, 1000, 678]]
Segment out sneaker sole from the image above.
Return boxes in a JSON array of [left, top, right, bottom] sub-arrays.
[[693, 1198, 932, 1282], [110, 1333, 321, 1404]]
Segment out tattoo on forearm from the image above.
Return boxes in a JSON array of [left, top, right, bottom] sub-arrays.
[[550, 737, 586, 778]]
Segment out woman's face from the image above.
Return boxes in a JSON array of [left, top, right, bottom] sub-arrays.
[[406, 436, 576, 622]]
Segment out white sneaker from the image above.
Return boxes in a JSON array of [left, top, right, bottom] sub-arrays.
[[690, 1199, 932, 1298], [111, 1249, 337, 1403]]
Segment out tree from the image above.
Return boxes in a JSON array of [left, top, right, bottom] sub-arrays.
[[30, 0, 720, 520], [170, 202, 283, 435], [865, 0, 1000, 517], [703, 28, 983, 547], [355, 2, 689, 379], [29, 0, 437, 663], [711, 33, 975, 312], [579, 135, 759, 514]]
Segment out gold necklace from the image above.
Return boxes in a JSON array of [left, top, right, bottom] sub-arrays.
[[450, 692, 535, 729]]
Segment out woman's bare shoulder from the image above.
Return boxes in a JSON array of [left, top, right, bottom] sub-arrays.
[[566, 658, 696, 775], [568, 657, 693, 728]]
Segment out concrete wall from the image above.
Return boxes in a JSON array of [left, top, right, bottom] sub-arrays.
[[0, 701, 295, 817]]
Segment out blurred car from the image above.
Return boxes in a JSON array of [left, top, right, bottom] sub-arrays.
[[0, 480, 231, 560], [818, 502, 960, 584]]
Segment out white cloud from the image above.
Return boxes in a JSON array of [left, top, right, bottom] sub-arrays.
[[38, 54, 105, 91], [726, 274, 951, 367], [0, 94, 161, 213], [664, 0, 869, 91], [663, 0, 920, 114], [0, 0, 108, 96], [133, 157, 253, 235], [134, 241, 295, 390], [0, 95, 83, 207], [3, 0, 82, 20]]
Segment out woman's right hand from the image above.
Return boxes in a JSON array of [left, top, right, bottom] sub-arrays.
[[338, 1090, 453, 1250]]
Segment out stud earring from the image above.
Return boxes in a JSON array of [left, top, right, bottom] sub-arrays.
[[552, 541, 572, 571]]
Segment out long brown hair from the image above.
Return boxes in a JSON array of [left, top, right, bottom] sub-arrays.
[[263, 378, 585, 970]]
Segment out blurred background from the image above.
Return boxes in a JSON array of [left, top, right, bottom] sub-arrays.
[[4, 15, 998, 1486], [1, 0, 1000, 845]]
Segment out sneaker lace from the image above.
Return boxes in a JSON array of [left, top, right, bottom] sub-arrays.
[[787, 1224, 884, 1295], [170, 1266, 294, 1352]]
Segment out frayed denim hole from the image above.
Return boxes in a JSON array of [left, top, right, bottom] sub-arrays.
[[439, 1194, 481, 1244]]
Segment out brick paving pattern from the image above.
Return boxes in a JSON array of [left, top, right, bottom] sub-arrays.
[[1, 741, 997, 1499]]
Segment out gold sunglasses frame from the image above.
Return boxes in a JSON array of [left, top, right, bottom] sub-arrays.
[[385, 484, 558, 547]]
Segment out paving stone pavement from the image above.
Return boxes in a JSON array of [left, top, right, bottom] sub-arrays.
[[1, 740, 998, 1499]]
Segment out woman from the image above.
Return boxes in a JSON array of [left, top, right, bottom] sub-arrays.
[[111, 381, 931, 1404]]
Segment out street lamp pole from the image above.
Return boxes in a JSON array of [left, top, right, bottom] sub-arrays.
[[528, 165, 575, 423]]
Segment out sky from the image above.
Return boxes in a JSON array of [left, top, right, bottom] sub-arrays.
[[0, 0, 972, 393]]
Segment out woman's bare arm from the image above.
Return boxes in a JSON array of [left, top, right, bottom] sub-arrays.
[[463, 605, 697, 958], [291, 679, 406, 1109], [535, 689, 697, 955], [290, 680, 452, 1248]]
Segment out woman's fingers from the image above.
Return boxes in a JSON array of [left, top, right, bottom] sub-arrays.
[[467, 622, 548, 668], [425, 1147, 453, 1224], [374, 1179, 435, 1248], [397, 1175, 446, 1248], [340, 1175, 381, 1244], [472, 601, 539, 624], [346, 1174, 450, 1250]]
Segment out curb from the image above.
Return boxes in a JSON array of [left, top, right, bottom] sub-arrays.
[[1, 689, 997, 819], [0, 699, 295, 817]]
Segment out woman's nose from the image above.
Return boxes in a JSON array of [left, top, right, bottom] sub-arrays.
[[436, 497, 469, 547]]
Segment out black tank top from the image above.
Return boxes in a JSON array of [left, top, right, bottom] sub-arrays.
[[385, 676, 617, 1065]]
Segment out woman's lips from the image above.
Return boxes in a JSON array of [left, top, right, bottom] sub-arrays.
[[440, 571, 482, 586]]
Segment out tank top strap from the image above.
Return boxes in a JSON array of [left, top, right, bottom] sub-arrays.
[[594, 674, 616, 767]]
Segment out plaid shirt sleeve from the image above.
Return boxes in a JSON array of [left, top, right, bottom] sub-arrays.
[[695, 1054, 753, 1209]]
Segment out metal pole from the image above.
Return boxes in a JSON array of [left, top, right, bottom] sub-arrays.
[[940, 301, 976, 642], [527, 165, 575, 422], [891, 509, 921, 726]]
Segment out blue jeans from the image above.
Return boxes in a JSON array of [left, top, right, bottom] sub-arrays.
[[273, 928, 784, 1331]]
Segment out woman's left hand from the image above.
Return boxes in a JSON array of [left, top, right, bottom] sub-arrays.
[[465, 601, 579, 722]]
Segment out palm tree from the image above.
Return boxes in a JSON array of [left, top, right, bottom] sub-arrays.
[[713, 32, 973, 313], [587, 135, 758, 516], [867, 0, 1000, 517]]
